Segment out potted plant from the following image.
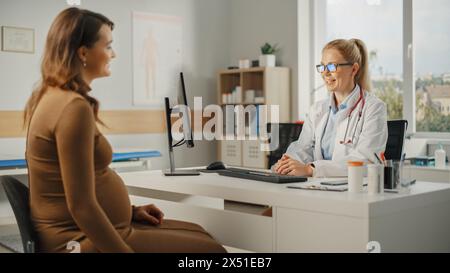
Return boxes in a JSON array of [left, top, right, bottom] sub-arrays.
[[259, 42, 278, 67]]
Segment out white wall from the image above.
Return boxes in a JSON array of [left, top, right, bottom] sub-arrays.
[[228, 0, 299, 120], [0, 0, 232, 168]]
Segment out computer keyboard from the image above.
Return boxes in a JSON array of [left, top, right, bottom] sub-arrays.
[[217, 168, 307, 183]]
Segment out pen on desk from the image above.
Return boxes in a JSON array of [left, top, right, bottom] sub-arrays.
[[380, 152, 387, 166], [374, 153, 383, 165]]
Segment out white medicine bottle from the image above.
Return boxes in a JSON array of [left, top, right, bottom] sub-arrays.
[[348, 161, 365, 193], [435, 143, 446, 169]]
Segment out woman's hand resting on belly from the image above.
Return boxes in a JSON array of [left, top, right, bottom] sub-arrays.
[[132, 204, 165, 225], [274, 154, 314, 177]]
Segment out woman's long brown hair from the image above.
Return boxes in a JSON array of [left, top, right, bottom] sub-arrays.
[[23, 7, 114, 127]]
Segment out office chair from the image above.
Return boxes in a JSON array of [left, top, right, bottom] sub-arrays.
[[385, 120, 408, 161], [1, 176, 38, 253], [266, 123, 303, 169]]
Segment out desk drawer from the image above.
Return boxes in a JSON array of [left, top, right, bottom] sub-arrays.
[[275, 207, 368, 252]]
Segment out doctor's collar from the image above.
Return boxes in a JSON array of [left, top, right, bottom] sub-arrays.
[[329, 85, 360, 114]]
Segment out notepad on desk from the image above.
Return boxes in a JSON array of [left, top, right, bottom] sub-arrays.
[[287, 180, 367, 192], [287, 184, 348, 192]]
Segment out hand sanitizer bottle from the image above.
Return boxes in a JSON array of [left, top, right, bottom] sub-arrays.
[[435, 143, 446, 169]]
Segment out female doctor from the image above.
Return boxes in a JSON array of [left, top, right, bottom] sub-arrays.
[[274, 39, 388, 177]]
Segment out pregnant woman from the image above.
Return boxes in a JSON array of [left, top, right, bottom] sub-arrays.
[[24, 7, 226, 253]]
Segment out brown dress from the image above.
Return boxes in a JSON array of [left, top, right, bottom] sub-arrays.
[[26, 88, 226, 253]]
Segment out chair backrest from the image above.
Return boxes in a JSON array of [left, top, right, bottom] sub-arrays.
[[1, 176, 37, 253], [267, 123, 303, 168], [385, 120, 408, 161]]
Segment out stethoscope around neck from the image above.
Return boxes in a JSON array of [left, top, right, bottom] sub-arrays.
[[331, 88, 366, 145]]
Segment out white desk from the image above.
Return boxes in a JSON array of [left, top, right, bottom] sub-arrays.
[[119, 170, 450, 253]]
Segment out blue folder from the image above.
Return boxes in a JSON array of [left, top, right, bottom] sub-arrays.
[[0, 159, 27, 168], [111, 151, 162, 162]]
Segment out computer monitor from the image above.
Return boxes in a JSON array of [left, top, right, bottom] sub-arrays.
[[163, 72, 200, 176], [178, 72, 194, 148]]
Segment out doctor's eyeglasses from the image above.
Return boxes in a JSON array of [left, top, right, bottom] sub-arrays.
[[316, 63, 353, 73]]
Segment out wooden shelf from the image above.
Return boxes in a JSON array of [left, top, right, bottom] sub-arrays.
[[220, 103, 265, 106], [217, 67, 291, 169], [218, 67, 267, 74]]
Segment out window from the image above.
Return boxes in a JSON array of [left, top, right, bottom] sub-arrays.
[[313, 0, 403, 119], [311, 0, 450, 136], [414, 0, 450, 133]]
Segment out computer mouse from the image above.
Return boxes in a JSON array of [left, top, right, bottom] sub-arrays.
[[207, 161, 226, 170]]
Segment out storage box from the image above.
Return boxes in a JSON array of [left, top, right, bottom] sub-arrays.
[[220, 140, 242, 166], [242, 140, 267, 169]]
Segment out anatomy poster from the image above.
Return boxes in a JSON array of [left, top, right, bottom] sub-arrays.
[[132, 11, 182, 107]]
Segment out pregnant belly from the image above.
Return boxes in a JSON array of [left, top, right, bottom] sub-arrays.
[[95, 169, 132, 228]]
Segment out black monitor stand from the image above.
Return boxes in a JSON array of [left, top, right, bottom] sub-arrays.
[[163, 97, 200, 176]]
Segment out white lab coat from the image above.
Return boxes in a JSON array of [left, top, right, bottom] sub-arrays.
[[285, 85, 388, 177]]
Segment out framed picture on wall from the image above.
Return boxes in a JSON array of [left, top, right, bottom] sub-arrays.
[[1, 26, 35, 54], [132, 12, 183, 107]]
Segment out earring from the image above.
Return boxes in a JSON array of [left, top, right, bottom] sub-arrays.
[[83, 62, 87, 67]]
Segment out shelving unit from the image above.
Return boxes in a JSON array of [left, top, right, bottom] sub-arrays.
[[217, 67, 291, 169]]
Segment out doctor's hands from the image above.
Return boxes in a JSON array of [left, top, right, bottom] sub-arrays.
[[132, 204, 165, 226], [274, 155, 314, 177]]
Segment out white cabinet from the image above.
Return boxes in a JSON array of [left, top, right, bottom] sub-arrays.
[[220, 140, 242, 166], [242, 140, 267, 169]]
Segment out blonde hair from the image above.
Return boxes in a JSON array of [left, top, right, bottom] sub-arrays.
[[323, 38, 371, 91]]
